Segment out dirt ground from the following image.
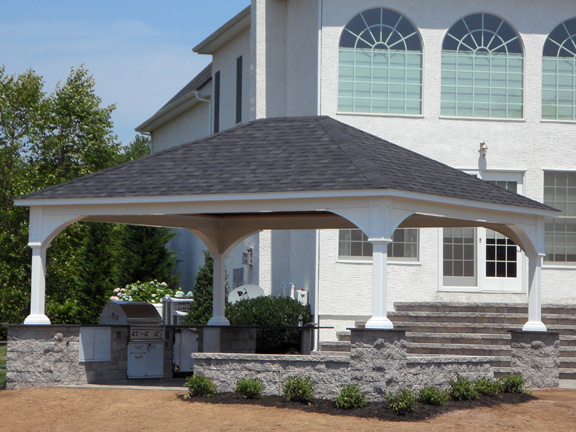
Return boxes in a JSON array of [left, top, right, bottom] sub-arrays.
[[0, 387, 574, 432]]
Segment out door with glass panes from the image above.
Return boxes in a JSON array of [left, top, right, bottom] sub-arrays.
[[442, 174, 524, 292]]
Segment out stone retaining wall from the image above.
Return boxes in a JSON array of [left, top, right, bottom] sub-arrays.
[[509, 331, 560, 389], [193, 329, 496, 401]]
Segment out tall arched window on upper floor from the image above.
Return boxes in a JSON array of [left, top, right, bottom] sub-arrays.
[[543, 18, 576, 121], [338, 8, 423, 115], [441, 13, 523, 119]]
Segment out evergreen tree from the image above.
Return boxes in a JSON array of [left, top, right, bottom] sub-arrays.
[[116, 225, 178, 288], [186, 251, 215, 325], [0, 67, 180, 330]]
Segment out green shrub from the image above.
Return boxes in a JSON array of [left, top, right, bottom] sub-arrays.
[[282, 376, 314, 403], [474, 377, 503, 396], [0, 343, 6, 389], [335, 384, 367, 410], [185, 374, 217, 398], [418, 386, 449, 406], [500, 374, 526, 394], [226, 296, 312, 353], [235, 378, 263, 400], [448, 375, 479, 401], [385, 388, 418, 416]]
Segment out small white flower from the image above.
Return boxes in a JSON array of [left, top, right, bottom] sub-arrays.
[[160, 282, 168, 287]]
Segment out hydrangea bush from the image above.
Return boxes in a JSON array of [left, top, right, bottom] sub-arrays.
[[110, 280, 192, 303]]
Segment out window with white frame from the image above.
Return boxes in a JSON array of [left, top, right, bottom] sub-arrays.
[[544, 171, 576, 264], [441, 13, 523, 119], [542, 18, 576, 121], [338, 228, 419, 261], [338, 8, 423, 115]]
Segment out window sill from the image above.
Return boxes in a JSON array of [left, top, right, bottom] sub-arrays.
[[439, 115, 525, 123], [543, 264, 576, 270], [336, 111, 424, 119], [540, 119, 576, 125], [336, 259, 420, 265], [439, 286, 524, 294]]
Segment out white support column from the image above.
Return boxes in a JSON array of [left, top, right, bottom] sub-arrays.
[[207, 253, 230, 326], [522, 252, 547, 332], [365, 238, 394, 329], [24, 242, 51, 325]]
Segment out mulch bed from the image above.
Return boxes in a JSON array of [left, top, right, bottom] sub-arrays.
[[181, 392, 537, 421]]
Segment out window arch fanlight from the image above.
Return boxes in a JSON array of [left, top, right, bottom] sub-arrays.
[[338, 8, 423, 115], [441, 13, 524, 119], [542, 18, 576, 121]]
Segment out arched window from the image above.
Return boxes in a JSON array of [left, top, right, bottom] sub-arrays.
[[441, 13, 523, 118], [542, 18, 576, 121], [338, 8, 422, 115]]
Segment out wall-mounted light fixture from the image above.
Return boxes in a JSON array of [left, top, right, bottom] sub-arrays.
[[479, 141, 489, 158], [242, 248, 253, 266]]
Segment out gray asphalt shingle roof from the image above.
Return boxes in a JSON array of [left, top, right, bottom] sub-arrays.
[[18, 116, 554, 211]]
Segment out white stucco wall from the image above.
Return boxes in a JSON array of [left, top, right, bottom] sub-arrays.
[[212, 28, 251, 130], [150, 102, 211, 153], [144, 0, 576, 337], [254, 0, 576, 338]]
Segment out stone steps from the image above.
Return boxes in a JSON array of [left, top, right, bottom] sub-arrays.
[[560, 369, 576, 380], [318, 302, 576, 381]]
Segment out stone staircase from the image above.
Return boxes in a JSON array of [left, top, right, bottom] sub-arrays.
[[317, 302, 576, 380]]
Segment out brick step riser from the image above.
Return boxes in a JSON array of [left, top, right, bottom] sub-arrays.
[[560, 360, 576, 368], [318, 344, 351, 353], [386, 324, 576, 336], [394, 304, 576, 316], [389, 315, 576, 326], [560, 372, 576, 380], [560, 351, 576, 358]]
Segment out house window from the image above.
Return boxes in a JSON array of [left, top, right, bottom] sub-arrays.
[[544, 171, 576, 264], [441, 13, 523, 119], [338, 228, 419, 261], [236, 56, 243, 124], [542, 18, 576, 121], [338, 8, 423, 115], [214, 70, 221, 133]]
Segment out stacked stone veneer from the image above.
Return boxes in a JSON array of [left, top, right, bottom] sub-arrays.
[[6, 325, 254, 389], [7, 326, 90, 389], [193, 329, 496, 401], [6, 325, 173, 389], [509, 331, 560, 389]]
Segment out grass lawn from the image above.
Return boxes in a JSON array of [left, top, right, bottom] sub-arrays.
[[0, 343, 6, 388]]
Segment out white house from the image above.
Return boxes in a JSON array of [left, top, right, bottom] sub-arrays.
[[137, 0, 576, 340]]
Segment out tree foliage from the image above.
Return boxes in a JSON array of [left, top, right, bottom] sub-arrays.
[[186, 251, 215, 325], [0, 66, 179, 331]]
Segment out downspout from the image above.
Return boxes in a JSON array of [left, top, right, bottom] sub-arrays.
[[192, 90, 212, 135], [313, 0, 323, 351]]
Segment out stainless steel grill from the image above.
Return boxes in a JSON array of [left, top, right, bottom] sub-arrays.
[[99, 301, 165, 378]]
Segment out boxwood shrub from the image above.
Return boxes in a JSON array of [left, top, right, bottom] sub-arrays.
[[226, 296, 311, 353]]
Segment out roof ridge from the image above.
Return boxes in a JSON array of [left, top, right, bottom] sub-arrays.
[[317, 117, 387, 188]]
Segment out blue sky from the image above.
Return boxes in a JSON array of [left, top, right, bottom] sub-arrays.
[[0, 0, 250, 146]]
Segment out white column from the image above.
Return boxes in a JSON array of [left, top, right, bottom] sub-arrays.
[[522, 252, 547, 332], [24, 242, 51, 325], [207, 253, 230, 326], [365, 238, 394, 329]]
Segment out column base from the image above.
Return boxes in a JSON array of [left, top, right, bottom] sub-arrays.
[[207, 316, 230, 326], [23, 314, 51, 325], [522, 321, 548, 332], [365, 316, 394, 329]]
